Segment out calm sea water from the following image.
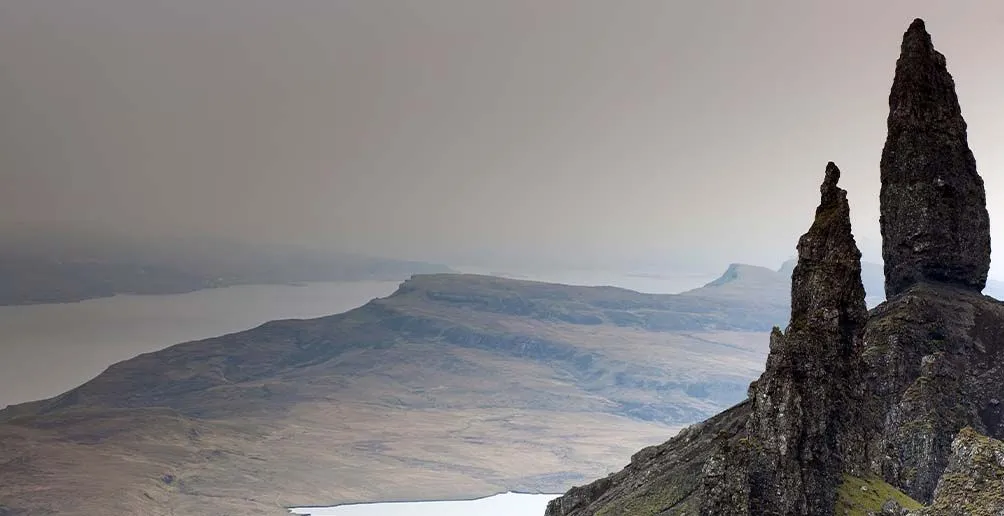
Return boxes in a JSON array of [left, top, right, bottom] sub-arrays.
[[289, 492, 560, 516], [0, 280, 401, 408]]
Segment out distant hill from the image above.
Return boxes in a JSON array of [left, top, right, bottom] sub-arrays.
[[779, 258, 887, 307], [0, 232, 452, 305], [685, 260, 886, 315], [0, 272, 783, 515], [7, 259, 996, 514]]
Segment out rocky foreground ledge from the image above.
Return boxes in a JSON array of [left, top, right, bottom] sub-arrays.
[[546, 18, 1004, 516]]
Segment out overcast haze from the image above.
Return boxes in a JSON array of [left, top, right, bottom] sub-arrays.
[[2, 1, 1004, 274]]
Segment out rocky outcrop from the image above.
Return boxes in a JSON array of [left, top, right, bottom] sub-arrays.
[[917, 427, 1004, 515], [861, 284, 1004, 503], [543, 402, 752, 516], [546, 18, 1004, 516], [879, 18, 990, 298], [860, 23, 1004, 504], [742, 162, 869, 515], [545, 163, 870, 516]]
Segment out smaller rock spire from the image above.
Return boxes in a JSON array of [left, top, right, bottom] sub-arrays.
[[789, 162, 868, 337], [879, 17, 990, 297], [745, 162, 867, 516]]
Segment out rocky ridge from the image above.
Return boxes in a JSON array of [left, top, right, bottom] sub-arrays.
[[545, 19, 1004, 516]]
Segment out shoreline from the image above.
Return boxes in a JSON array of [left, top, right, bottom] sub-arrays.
[[0, 277, 412, 307], [287, 491, 563, 513]]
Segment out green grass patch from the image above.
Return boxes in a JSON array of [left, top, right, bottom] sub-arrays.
[[835, 474, 923, 515]]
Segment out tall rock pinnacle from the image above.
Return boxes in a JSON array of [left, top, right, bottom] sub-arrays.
[[880, 18, 990, 297], [745, 162, 868, 515], [545, 20, 1004, 516]]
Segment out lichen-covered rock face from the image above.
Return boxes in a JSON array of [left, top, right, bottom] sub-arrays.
[[916, 427, 1004, 515], [861, 284, 1004, 503], [700, 434, 752, 515], [879, 18, 990, 298], [743, 163, 869, 515]]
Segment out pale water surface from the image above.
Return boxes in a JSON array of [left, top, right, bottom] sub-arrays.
[[0, 280, 400, 408], [289, 492, 559, 516]]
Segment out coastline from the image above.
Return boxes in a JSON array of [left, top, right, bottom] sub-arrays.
[[287, 491, 563, 514], [0, 277, 409, 307]]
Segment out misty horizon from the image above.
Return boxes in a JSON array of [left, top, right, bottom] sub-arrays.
[[2, 2, 1004, 275], [4, 7, 1004, 514]]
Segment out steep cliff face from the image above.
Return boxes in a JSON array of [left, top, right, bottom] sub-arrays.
[[545, 18, 1004, 516], [861, 284, 1004, 504]]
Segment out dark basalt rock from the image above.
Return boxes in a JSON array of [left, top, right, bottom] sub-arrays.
[[861, 282, 1004, 503], [879, 18, 990, 298], [546, 18, 1004, 516], [786, 164, 869, 338], [916, 427, 1004, 515], [545, 164, 869, 516], [742, 163, 869, 515], [700, 434, 752, 515]]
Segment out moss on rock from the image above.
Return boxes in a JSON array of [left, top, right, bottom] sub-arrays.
[[918, 427, 1004, 515]]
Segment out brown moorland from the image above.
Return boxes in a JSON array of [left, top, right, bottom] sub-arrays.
[[0, 272, 782, 515]]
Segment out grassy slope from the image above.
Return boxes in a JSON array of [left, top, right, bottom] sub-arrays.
[[836, 475, 923, 515]]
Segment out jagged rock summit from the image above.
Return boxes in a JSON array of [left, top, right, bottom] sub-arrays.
[[880, 18, 990, 298], [544, 163, 869, 516], [545, 19, 1004, 516], [739, 162, 869, 515]]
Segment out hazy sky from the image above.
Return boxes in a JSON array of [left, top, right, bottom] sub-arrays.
[[2, 1, 1003, 274]]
